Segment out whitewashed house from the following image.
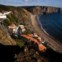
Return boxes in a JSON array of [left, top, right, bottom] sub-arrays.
[[0, 13, 7, 19], [19, 25, 26, 32], [3, 11, 11, 15], [0, 11, 11, 19]]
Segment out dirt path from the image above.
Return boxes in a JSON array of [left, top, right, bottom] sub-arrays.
[[30, 15, 62, 53]]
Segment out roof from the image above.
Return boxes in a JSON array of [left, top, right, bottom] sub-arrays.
[[8, 23, 17, 29]]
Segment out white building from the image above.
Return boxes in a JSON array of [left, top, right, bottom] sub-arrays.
[[19, 25, 25, 29], [19, 25, 26, 32], [0, 11, 11, 19], [3, 11, 11, 15], [8, 23, 17, 33], [22, 28, 26, 32], [0, 15, 7, 19], [0, 13, 7, 19]]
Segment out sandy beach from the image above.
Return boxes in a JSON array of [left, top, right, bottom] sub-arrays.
[[30, 14, 62, 53]]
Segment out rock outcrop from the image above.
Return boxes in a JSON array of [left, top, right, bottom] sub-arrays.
[[25, 6, 60, 15], [34, 7, 60, 15], [46, 7, 59, 13]]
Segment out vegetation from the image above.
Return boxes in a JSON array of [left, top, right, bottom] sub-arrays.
[[3, 13, 19, 26], [22, 29, 32, 34], [11, 14, 19, 23], [3, 19, 11, 26], [7, 14, 19, 23], [16, 41, 25, 47]]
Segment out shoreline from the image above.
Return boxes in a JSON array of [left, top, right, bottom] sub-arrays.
[[30, 14, 62, 53], [36, 15, 50, 36], [36, 15, 61, 43]]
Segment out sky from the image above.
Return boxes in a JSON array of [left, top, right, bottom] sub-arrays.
[[0, 0, 62, 8]]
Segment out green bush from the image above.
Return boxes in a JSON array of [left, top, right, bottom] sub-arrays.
[[3, 19, 11, 26], [16, 41, 25, 47], [11, 14, 19, 23], [6, 14, 19, 24]]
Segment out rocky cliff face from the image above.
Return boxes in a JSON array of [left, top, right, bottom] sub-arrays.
[[33, 7, 60, 15], [25, 6, 60, 15], [46, 7, 59, 13]]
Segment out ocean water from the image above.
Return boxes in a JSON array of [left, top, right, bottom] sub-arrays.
[[39, 13, 62, 43]]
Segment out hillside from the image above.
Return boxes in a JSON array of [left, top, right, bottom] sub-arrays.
[[0, 5, 61, 49], [0, 5, 30, 45]]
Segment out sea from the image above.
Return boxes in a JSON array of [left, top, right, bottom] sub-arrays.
[[39, 13, 62, 43], [38, 13, 62, 62]]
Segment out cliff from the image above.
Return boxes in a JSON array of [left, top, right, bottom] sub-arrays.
[[24, 6, 60, 15]]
